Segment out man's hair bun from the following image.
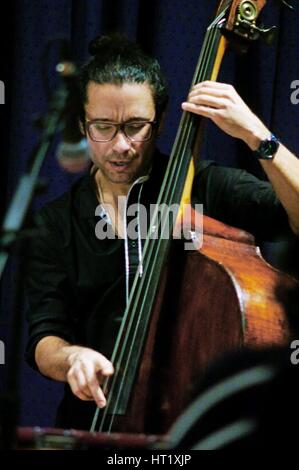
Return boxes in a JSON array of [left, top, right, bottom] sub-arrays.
[[88, 34, 134, 57]]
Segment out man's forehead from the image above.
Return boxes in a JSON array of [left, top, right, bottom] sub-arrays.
[[86, 81, 154, 101], [85, 81, 155, 119]]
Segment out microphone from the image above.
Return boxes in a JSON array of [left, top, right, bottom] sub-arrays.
[[55, 42, 90, 173], [56, 138, 90, 174]]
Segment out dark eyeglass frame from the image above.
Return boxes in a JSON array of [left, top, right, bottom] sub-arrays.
[[84, 119, 157, 142]]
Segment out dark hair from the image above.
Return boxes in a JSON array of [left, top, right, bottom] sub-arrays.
[[78, 34, 168, 125]]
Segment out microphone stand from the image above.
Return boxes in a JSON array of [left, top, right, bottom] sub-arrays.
[[0, 63, 75, 449]]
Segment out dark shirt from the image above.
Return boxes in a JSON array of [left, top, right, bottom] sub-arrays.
[[25, 149, 290, 430]]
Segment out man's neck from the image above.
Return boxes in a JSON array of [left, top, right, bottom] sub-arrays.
[[94, 169, 130, 203]]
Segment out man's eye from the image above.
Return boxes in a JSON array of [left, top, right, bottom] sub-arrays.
[[94, 124, 113, 131], [126, 123, 145, 131]]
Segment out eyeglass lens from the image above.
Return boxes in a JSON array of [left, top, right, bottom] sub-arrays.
[[88, 121, 153, 142]]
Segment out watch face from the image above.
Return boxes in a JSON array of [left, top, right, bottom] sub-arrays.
[[267, 140, 278, 156], [256, 135, 279, 160]]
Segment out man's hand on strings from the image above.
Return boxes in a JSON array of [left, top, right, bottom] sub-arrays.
[[66, 347, 114, 408], [182, 81, 269, 150]]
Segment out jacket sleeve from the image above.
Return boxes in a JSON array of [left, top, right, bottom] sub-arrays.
[[25, 208, 75, 370], [192, 161, 291, 241]]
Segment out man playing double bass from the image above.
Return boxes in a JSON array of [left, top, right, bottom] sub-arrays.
[[26, 35, 299, 431]]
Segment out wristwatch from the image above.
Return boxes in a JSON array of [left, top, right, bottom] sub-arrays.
[[253, 133, 280, 160]]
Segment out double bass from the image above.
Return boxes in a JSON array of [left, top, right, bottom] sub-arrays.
[[90, 0, 298, 435]]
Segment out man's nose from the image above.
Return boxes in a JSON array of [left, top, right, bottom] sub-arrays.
[[112, 130, 132, 153]]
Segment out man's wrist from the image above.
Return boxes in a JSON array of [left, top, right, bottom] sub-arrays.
[[244, 124, 270, 151], [253, 134, 280, 161]]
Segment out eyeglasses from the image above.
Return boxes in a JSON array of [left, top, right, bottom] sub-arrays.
[[85, 119, 157, 142]]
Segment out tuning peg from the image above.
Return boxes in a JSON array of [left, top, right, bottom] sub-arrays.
[[254, 24, 278, 46]]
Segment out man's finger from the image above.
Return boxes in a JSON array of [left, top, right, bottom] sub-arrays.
[[68, 370, 93, 401], [82, 361, 107, 408], [95, 354, 114, 376], [187, 94, 229, 110]]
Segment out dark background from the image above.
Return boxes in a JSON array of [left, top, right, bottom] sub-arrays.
[[0, 0, 298, 428]]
